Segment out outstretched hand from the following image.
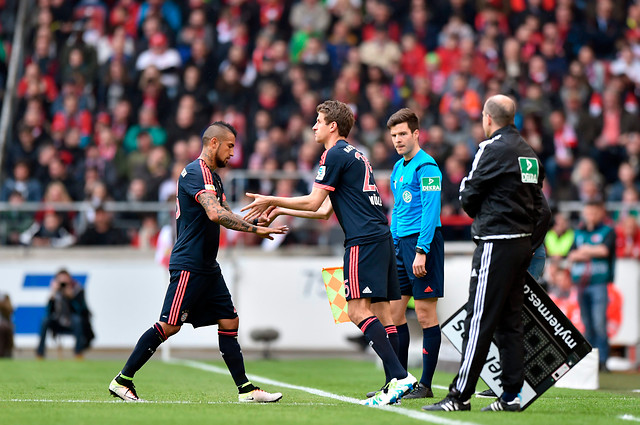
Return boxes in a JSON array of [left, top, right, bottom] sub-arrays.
[[256, 206, 278, 226], [255, 224, 289, 240], [241, 193, 271, 221]]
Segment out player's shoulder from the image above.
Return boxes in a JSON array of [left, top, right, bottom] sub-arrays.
[[179, 159, 207, 182], [415, 151, 440, 174], [182, 159, 202, 173], [325, 140, 354, 161]]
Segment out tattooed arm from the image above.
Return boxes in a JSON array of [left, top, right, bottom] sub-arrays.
[[197, 192, 288, 239]]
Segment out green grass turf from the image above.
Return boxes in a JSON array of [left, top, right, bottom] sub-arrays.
[[0, 358, 638, 425]]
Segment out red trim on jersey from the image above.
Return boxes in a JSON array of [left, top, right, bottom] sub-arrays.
[[360, 316, 376, 333], [195, 189, 218, 203], [385, 325, 398, 335], [313, 182, 335, 192], [349, 245, 360, 299], [319, 150, 328, 166], [168, 271, 190, 324], [199, 159, 214, 186]]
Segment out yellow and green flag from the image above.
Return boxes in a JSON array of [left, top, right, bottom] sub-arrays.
[[321, 267, 350, 324]]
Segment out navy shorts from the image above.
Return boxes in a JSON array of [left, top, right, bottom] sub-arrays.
[[343, 235, 401, 302], [397, 229, 444, 299], [160, 269, 238, 328]]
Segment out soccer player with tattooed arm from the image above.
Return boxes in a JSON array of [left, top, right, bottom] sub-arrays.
[[109, 122, 288, 403]]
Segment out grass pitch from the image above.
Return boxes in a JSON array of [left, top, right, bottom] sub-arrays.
[[1, 357, 638, 425]]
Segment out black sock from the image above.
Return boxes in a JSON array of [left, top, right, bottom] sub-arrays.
[[397, 323, 410, 371], [420, 325, 441, 388], [382, 325, 399, 383], [238, 381, 257, 394], [121, 323, 167, 378], [385, 325, 399, 355], [218, 329, 251, 390], [358, 316, 406, 380]]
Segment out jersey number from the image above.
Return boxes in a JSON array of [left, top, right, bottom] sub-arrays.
[[355, 152, 378, 192]]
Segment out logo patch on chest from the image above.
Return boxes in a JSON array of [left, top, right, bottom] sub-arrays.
[[402, 190, 412, 202], [421, 177, 441, 191], [518, 157, 539, 184]]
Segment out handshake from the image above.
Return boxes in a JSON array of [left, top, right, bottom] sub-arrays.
[[241, 193, 286, 240]]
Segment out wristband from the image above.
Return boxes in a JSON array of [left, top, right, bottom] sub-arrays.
[[415, 247, 426, 255]]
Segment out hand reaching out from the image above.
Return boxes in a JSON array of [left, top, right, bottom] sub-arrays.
[[241, 193, 272, 221], [255, 224, 288, 240], [256, 206, 279, 226]]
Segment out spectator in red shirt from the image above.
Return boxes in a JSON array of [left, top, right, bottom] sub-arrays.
[[615, 215, 640, 259], [51, 94, 92, 147], [439, 73, 481, 122], [110, 0, 141, 38], [399, 33, 427, 78], [17, 63, 58, 103]]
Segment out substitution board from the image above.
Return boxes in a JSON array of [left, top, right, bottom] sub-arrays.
[[441, 272, 592, 410]]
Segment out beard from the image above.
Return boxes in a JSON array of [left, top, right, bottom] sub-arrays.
[[214, 150, 228, 168]]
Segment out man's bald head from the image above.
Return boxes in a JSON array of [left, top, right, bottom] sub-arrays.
[[202, 121, 237, 146], [484, 95, 516, 128]]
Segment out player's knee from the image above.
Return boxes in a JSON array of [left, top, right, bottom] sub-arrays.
[[159, 322, 181, 338], [218, 317, 239, 330], [415, 299, 439, 328], [347, 299, 371, 324]]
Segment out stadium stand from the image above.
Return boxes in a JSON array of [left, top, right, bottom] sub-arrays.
[[1, 0, 640, 249]]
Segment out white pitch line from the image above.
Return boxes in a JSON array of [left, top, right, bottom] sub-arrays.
[[620, 415, 640, 423], [1, 399, 336, 406], [170, 359, 480, 425]]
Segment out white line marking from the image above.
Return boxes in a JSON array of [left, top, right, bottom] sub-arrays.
[[620, 415, 640, 423], [170, 359, 480, 425], [632, 389, 640, 393], [1, 399, 336, 406]]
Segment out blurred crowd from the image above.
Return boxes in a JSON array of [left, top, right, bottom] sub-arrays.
[[2, 0, 640, 249]]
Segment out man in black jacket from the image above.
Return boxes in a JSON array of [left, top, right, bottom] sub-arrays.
[[424, 95, 550, 412]]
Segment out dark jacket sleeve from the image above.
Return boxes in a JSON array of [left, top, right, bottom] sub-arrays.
[[459, 142, 503, 218], [531, 194, 551, 251], [70, 289, 90, 317]]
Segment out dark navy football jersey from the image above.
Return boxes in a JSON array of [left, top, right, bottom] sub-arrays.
[[169, 158, 225, 274], [314, 139, 390, 247]]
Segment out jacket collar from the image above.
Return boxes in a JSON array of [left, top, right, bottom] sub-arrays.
[[489, 124, 518, 139]]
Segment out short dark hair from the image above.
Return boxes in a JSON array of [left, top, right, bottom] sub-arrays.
[[387, 108, 420, 133], [316, 100, 354, 138], [485, 97, 516, 127], [210, 121, 237, 137], [202, 121, 237, 145]]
